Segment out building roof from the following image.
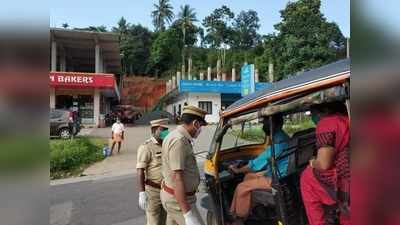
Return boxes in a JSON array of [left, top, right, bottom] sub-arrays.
[[50, 28, 121, 74], [223, 59, 350, 117]]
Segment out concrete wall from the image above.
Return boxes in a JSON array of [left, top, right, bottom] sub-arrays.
[[188, 93, 221, 123], [165, 92, 221, 124]]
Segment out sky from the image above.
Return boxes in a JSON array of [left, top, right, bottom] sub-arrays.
[[50, 0, 350, 37]]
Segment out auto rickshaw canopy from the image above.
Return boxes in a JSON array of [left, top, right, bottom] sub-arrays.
[[222, 59, 350, 119]]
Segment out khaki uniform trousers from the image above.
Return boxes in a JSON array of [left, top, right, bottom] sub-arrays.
[[160, 189, 205, 225], [146, 185, 167, 225]]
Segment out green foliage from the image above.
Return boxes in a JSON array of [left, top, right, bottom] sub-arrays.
[[74, 25, 108, 32], [231, 127, 265, 142], [261, 0, 347, 80], [283, 116, 315, 136], [113, 19, 154, 75], [202, 5, 235, 48], [50, 137, 105, 179], [174, 4, 199, 48], [151, 0, 175, 32], [148, 28, 183, 77], [80, 0, 347, 79], [232, 10, 261, 49], [62, 23, 69, 29]]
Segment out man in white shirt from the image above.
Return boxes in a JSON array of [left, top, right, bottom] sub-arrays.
[[111, 118, 125, 155]]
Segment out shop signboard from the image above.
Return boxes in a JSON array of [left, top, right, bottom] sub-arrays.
[[49, 72, 116, 88], [241, 64, 255, 96], [179, 80, 270, 94]]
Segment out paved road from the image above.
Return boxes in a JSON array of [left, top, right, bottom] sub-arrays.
[[50, 125, 216, 225]]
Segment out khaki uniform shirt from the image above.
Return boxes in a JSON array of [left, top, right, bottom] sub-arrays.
[[136, 137, 163, 184], [161, 125, 200, 193]]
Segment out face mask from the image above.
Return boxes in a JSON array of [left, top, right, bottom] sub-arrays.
[[159, 129, 169, 140], [193, 121, 202, 138], [311, 113, 320, 124]]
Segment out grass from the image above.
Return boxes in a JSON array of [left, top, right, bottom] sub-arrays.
[[229, 117, 315, 143], [50, 137, 106, 179], [283, 117, 315, 136], [230, 127, 266, 143]]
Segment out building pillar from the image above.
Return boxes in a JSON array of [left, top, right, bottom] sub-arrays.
[[94, 88, 100, 127], [51, 41, 57, 71], [255, 69, 259, 82], [60, 48, 66, 72], [177, 71, 181, 87], [216, 59, 221, 79], [50, 88, 55, 109], [188, 58, 192, 80], [232, 68, 236, 81], [207, 67, 212, 81], [181, 64, 185, 80], [95, 43, 101, 73], [172, 76, 176, 89], [268, 62, 274, 83], [199, 72, 204, 80], [222, 73, 226, 81]]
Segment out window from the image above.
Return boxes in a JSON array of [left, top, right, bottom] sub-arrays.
[[198, 101, 212, 114], [221, 118, 266, 150], [283, 112, 315, 136], [50, 110, 65, 119]]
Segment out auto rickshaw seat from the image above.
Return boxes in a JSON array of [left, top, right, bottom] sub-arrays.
[[285, 128, 316, 175], [250, 188, 275, 208]]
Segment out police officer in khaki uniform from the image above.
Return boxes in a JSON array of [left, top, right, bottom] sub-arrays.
[[161, 106, 207, 225], [137, 118, 170, 225]]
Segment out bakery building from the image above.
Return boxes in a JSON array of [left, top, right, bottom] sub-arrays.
[[49, 28, 121, 127]]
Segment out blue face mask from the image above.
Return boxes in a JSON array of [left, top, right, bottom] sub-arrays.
[[311, 113, 320, 124], [159, 130, 169, 140]]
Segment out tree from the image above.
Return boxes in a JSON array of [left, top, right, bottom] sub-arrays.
[[148, 28, 182, 77], [151, 0, 174, 32], [232, 10, 261, 49], [62, 23, 69, 29], [261, 0, 346, 80], [74, 25, 108, 32], [202, 5, 235, 48], [112, 17, 128, 35], [175, 4, 198, 69], [112, 19, 154, 75], [124, 25, 154, 75]]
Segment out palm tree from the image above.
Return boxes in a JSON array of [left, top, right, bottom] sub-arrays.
[[62, 23, 69, 29], [151, 0, 174, 32], [177, 4, 197, 73]]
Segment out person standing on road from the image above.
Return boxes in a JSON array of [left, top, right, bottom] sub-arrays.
[[161, 105, 207, 225], [137, 118, 170, 225], [111, 118, 124, 155]]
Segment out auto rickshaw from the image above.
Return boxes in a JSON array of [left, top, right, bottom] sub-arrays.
[[201, 59, 350, 225]]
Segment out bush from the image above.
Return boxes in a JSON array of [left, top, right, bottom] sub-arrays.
[[50, 137, 105, 179], [230, 127, 266, 143], [283, 117, 315, 136]]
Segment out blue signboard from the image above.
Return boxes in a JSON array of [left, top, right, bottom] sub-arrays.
[[179, 80, 270, 94], [241, 64, 255, 96]]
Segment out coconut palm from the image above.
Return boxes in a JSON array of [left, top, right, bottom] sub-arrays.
[[151, 0, 174, 32], [177, 4, 197, 46], [177, 4, 197, 73]]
